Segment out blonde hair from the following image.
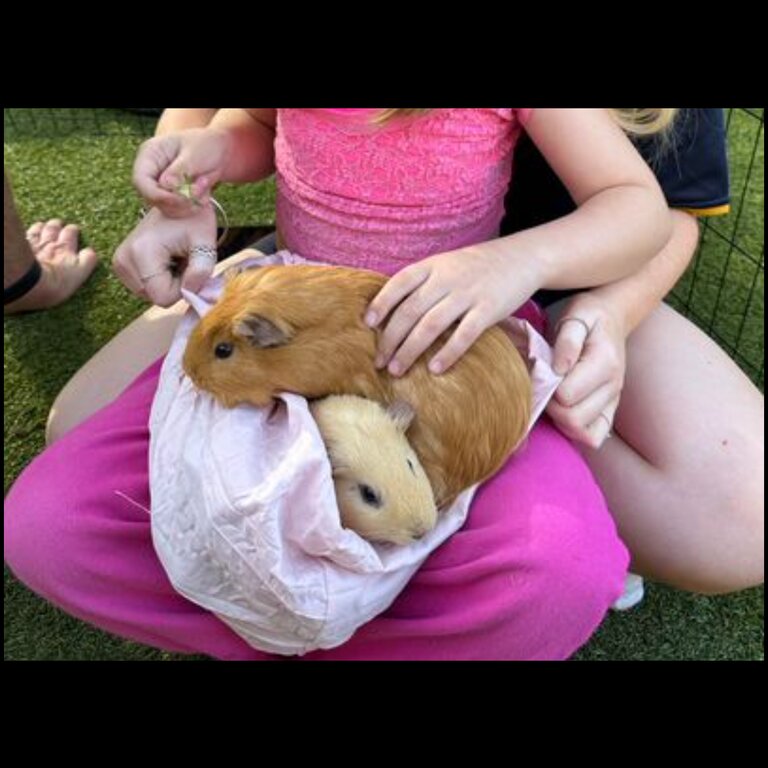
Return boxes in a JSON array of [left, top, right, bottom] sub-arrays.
[[608, 108, 678, 137], [373, 108, 679, 138], [372, 108, 432, 124]]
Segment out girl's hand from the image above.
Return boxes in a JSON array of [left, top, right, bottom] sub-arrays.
[[132, 128, 232, 218], [546, 292, 627, 449], [112, 203, 217, 307], [365, 244, 541, 376]]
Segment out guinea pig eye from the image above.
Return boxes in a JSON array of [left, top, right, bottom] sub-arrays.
[[358, 484, 382, 508], [214, 342, 234, 359]]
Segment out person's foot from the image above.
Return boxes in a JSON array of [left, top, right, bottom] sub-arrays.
[[611, 572, 645, 611], [4, 219, 99, 314]]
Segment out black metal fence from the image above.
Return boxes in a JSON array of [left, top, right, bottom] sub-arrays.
[[4, 108, 764, 389], [667, 108, 764, 389]]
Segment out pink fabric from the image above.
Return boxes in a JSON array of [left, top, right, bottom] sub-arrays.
[[4, 353, 628, 660], [275, 109, 531, 275]]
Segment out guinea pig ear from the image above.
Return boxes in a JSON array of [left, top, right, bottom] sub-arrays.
[[233, 313, 293, 348], [386, 399, 416, 433]]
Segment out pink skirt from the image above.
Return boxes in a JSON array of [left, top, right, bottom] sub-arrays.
[[4, 356, 628, 660]]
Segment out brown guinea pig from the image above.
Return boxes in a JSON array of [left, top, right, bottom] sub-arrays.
[[309, 395, 437, 545], [182, 264, 532, 508]]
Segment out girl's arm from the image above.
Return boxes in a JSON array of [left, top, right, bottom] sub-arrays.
[[368, 108, 673, 376], [133, 109, 276, 215], [588, 209, 699, 337], [547, 210, 700, 448], [501, 108, 673, 289], [207, 108, 277, 183]]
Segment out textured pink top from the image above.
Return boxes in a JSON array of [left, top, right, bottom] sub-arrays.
[[274, 109, 532, 275]]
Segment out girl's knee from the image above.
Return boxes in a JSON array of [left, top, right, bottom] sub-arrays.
[[699, 472, 763, 593], [4, 470, 68, 598], [646, 478, 764, 595], [45, 380, 82, 445], [504, 504, 628, 659], [4, 450, 104, 603], [418, 500, 628, 659], [692, 492, 763, 594]]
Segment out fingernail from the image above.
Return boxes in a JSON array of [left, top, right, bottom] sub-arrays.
[[429, 359, 443, 374], [365, 311, 378, 327], [388, 360, 402, 376]]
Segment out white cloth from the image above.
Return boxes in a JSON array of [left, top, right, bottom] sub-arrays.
[[149, 252, 562, 655]]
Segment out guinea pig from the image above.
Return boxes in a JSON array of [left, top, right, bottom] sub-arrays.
[[182, 264, 532, 508], [309, 395, 437, 546]]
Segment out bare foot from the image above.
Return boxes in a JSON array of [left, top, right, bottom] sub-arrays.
[[4, 220, 99, 314]]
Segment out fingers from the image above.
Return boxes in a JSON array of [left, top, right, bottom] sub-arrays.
[[428, 308, 489, 374], [587, 396, 620, 448], [365, 264, 430, 330], [554, 342, 623, 407], [113, 238, 178, 307], [552, 317, 625, 408], [180, 205, 218, 293], [547, 384, 620, 449], [132, 136, 194, 216], [181, 245, 217, 294], [112, 205, 217, 307], [133, 248, 180, 307], [111, 240, 147, 297], [383, 297, 468, 375], [374, 277, 449, 371], [159, 170, 215, 207], [132, 136, 178, 198], [552, 316, 591, 375]]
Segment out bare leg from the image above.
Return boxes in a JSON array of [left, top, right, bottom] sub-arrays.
[[577, 303, 764, 594], [45, 248, 263, 444]]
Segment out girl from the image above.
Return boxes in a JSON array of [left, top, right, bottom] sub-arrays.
[[6, 108, 728, 660]]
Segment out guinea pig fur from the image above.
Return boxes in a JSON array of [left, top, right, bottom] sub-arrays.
[[182, 264, 532, 508], [310, 395, 437, 545]]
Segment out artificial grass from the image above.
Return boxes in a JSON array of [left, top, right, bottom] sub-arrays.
[[3, 109, 764, 661]]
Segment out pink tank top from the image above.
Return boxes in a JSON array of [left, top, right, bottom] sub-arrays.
[[274, 108, 532, 275]]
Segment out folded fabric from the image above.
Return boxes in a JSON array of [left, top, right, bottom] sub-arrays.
[[149, 252, 562, 655]]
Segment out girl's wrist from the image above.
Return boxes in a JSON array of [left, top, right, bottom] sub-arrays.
[[581, 287, 630, 339], [209, 127, 235, 181], [482, 235, 548, 297]]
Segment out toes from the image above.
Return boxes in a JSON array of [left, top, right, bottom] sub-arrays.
[[26, 221, 44, 245], [57, 223, 80, 252], [39, 219, 64, 247], [77, 247, 100, 275], [40, 226, 84, 264]]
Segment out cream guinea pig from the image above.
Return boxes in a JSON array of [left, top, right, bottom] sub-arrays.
[[182, 264, 532, 508], [309, 395, 437, 545]]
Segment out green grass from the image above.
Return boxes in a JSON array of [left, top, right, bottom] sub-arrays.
[[4, 109, 764, 661]]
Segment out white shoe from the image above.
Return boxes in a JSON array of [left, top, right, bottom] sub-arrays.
[[611, 572, 645, 611]]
